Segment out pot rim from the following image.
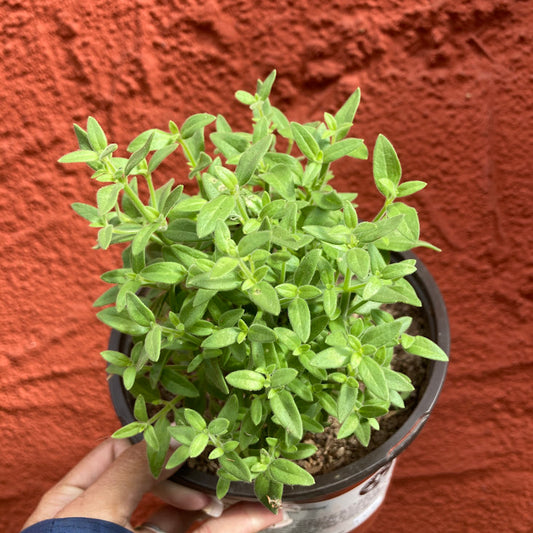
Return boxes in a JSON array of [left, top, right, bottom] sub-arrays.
[[108, 250, 450, 501]]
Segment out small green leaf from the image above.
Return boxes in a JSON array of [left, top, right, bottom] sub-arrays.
[[334, 88, 361, 137], [380, 260, 417, 280], [144, 425, 160, 451], [346, 248, 370, 279], [254, 473, 283, 513], [201, 328, 240, 349], [125, 133, 154, 176], [184, 408, 206, 431], [140, 262, 187, 284], [337, 412, 360, 439], [310, 347, 351, 369], [354, 216, 404, 244], [301, 414, 324, 433], [269, 458, 314, 486], [401, 334, 449, 361], [71, 202, 100, 223], [125, 292, 155, 327], [226, 370, 266, 391], [288, 298, 310, 342], [383, 367, 415, 392], [58, 150, 99, 163], [181, 113, 216, 138], [294, 249, 321, 286], [122, 366, 137, 390], [209, 447, 225, 460], [210, 132, 250, 160], [97, 308, 150, 336], [196, 194, 235, 238], [359, 401, 389, 418], [187, 270, 241, 291], [219, 452, 252, 482], [248, 324, 277, 344], [358, 356, 389, 401], [250, 397, 263, 425], [148, 144, 178, 173], [128, 129, 173, 153], [258, 70, 277, 99], [275, 283, 298, 299], [98, 143, 118, 160], [360, 319, 409, 348], [274, 327, 301, 351], [87, 116, 107, 152], [248, 281, 281, 315], [98, 225, 113, 250], [97, 184, 120, 216], [269, 389, 303, 440], [134, 395, 148, 422], [160, 368, 199, 398], [166, 445, 190, 469], [189, 432, 209, 458], [323, 287, 338, 319], [291, 122, 320, 161], [235, 135, 272, 185], [373, 134, 401, 188], [235, 90, 256, 105], [354, 419, 371, 446], [238, 231, 271, 257], [216, 477, 231, 500], [323, 138, 365, 163], [101, 350, 130, 367], [145, 324, 162, 362], [168, 425, 197, 445], [337, 383, 358, 422], [270, 368, 298, 388], [112, 422, 145, 439], [132, 222, 159, 257], [262, 164, 296, 200], [271, 226, 313, 250], [396, 180, 427, 197], [208, 418, 230, 436]]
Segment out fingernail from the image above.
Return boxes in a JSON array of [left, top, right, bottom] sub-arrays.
[[267, 509, 293, 529], [202, 496, 224, 518]]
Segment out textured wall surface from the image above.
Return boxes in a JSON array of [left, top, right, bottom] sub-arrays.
[[1, 0, 532, 531]]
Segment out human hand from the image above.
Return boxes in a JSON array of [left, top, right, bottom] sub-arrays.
[[22, 438, 286, 533]]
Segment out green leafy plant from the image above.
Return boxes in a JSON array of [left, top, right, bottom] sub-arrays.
[[60, 71, 447, 512]]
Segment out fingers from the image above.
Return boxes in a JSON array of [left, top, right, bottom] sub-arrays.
[[22, 438, 131, 529], [137, 505, 202, 533], [55, 440, 159, 525], [152, 480, 212, 511], [60, 437, 132, 489], [192, 502, 285, 533]]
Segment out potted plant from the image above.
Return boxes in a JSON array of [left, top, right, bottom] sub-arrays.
[[59, 71, 449, 530]]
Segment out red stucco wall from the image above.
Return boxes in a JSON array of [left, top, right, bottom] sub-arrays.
[[1, 0, 532, 531]]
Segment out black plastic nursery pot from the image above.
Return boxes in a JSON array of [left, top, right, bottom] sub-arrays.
[[108, 250, 450, 532]]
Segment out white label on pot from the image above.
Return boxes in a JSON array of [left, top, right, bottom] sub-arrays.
[[262, 459, 396, 533]]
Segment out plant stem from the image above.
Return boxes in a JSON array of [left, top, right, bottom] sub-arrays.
[[123, 182, 155, 222], [236, 195, 250, 223], [148, 394, 181, 425], [238, 258, 254, 280], [178, 138, 197, 167], [373, 200, 391, 222], [146, 172, 158, 209]]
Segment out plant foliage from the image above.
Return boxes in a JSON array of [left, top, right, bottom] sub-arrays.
[[60, 71, 447, 512]]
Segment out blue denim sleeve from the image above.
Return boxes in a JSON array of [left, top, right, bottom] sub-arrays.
[[21, 517, 131, 533]]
